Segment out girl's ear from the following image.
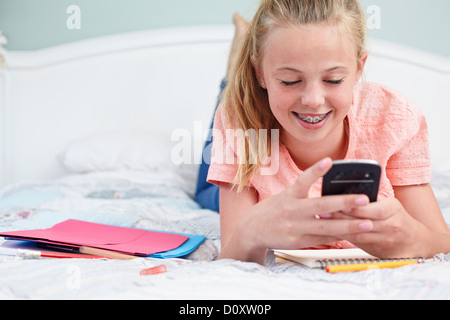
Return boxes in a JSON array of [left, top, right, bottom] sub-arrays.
[[251, 54, 258, 67], [252, 55, 265, 88], [356, 51, 368, 82]]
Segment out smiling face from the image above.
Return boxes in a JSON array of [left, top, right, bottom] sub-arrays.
[[255, 22, 366, 160]]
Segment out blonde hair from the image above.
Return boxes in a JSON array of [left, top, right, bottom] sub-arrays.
[[223, 0, 367, 191]]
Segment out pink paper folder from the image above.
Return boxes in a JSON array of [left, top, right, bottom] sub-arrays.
[[0, 219, 189, 256]]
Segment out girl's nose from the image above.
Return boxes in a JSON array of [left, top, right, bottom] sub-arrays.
[[301, 83, 325, 108]]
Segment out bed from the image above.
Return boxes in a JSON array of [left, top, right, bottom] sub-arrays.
[[0, 25, 450, 300]]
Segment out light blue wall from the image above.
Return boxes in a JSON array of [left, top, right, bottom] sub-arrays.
[[0, 0, 449, 57], [360, 0, 450, 57]]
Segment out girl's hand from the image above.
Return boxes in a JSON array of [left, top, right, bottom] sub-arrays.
[[226, 158, 373, 263], [337, 197, 432, 258]]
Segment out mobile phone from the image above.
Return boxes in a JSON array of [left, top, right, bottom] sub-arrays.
[[321, 160, 381, 202]]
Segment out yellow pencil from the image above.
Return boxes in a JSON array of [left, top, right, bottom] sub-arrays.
[[325, 260, 420, 273], [79, 246, 137, 260]]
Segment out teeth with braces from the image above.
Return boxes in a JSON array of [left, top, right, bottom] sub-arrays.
[[296, 113, 327, 124]]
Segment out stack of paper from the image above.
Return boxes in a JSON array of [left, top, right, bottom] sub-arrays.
[[0, 219, 205, 258], [274, 248, 377, 268]]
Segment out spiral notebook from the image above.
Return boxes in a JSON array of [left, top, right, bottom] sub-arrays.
[[273, 248, 423, 269]]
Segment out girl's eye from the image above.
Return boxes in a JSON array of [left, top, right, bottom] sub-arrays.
[[325, 79, 344, 85], [281, 80, 302, 86]]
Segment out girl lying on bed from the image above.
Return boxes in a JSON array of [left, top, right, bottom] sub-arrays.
[[196, 0, 450, 265]]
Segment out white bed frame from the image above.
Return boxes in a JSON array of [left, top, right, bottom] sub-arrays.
[[1, 25, 449, 187]]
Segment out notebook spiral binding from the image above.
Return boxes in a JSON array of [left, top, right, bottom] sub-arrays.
[[318, 257, 425, 269]]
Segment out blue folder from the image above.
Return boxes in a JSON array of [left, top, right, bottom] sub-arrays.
[[149, 233, 206, 258]]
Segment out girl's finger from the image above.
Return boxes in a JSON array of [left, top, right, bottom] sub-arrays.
[[288, 158, 332, 199], [307, 218, 374, 237], [303, 194, 370, 217]]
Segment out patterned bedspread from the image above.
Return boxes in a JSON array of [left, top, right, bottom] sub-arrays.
[[1, 168, 449, 300]]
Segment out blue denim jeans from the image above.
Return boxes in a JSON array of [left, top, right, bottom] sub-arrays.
[[194, 79, 227, 212]]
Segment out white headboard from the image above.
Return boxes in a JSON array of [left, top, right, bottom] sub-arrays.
[[0, 26, 233, 186], [1, 25, 449, 187], [364, 39, 450, 171]]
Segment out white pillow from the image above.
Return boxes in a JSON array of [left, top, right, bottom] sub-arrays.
[[58, 131, 175, 173]]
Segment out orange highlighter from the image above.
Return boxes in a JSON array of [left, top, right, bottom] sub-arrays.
[[325, 260, 421, 273]]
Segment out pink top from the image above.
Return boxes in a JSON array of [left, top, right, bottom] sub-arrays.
[[207, 82, 431, 250], [207, 82, 431, 202]]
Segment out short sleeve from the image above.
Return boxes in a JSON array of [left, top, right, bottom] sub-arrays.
[[206, 104, 240, 187], [385, 103, 431, 186]]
